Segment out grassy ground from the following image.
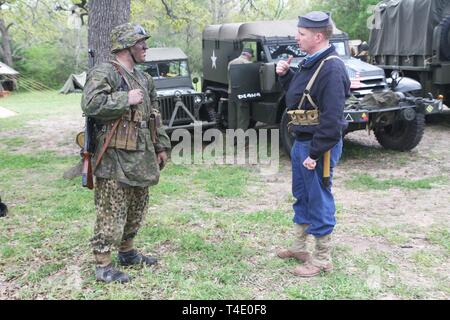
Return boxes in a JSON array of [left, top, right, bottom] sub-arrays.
[[0, 92, 449, 300]]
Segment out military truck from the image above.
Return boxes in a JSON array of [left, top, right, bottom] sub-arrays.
[[201, 20, 443, 155], [369, 0, 450, 105], [138, 47, 213, 131]]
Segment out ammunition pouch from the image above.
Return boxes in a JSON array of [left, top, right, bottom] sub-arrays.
[[287, 109, 320, 126], [107, 109, 144, 151], [149, 110, 162, 144]]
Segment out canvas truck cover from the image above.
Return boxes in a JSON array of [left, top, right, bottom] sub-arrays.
[[369, 0, 450, 56], [203, 20, 343, 42]]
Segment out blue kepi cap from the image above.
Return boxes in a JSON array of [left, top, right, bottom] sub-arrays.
[[298, 11, 331, 28]]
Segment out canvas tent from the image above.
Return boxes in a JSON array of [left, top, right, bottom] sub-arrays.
[[0, 61, 19, 76], [0, 61, 19, 92], [59, 72, 86, 94]]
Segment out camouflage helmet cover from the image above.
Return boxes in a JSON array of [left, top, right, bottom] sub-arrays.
[[110, 23, 150, 53]]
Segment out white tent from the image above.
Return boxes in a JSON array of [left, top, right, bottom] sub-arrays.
[[0, 61, 19, 75]]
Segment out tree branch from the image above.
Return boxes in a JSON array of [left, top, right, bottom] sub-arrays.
[[160, 0, 178, 20]]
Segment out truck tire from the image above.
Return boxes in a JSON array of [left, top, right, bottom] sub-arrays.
[[280, 109, 295, 157], [440, 15, 450, 61], [374, 113, 425, 151]]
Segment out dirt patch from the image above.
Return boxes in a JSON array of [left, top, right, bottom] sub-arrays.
[[0, 114, 83, 156]]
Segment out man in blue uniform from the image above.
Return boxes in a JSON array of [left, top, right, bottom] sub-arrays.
[[276, 12, 350, 277]]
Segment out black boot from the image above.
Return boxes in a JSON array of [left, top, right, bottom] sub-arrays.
[[0, 197, 8, 217], [118, 250, 158, 267], [95, 264, 130, 283]]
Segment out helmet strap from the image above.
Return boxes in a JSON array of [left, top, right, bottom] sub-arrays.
[[128, 47, 138, 65]]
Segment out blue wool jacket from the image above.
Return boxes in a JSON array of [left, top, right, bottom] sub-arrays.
[[279, 45, 350, 160]]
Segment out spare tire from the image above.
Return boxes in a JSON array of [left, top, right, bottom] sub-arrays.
[[440, 15, 450, 61]]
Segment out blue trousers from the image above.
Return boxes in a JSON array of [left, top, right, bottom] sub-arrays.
[[291, 139, 343, 237]]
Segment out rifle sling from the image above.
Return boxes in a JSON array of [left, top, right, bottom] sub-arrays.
[[95, 118, 121, 168]]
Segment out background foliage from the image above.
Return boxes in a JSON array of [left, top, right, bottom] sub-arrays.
[[0, 0, 380, 89]]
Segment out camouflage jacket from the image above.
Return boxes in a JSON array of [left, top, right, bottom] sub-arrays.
[[81, 60, 171, 187]]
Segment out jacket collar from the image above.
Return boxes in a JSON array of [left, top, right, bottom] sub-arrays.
[[300, 45, 337, 69]]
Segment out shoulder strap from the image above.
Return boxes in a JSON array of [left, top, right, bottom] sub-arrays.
[[110, 60, 148, 93], [297, 55, 341, 110], [110, 60, 133, 90]]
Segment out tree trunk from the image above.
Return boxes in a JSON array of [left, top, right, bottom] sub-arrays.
[[88, 0, 130, 67], [0, 18, 13, 67]]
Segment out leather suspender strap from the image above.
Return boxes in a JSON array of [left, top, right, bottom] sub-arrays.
[[95, 118, 121, 168], [297, 56, 341, 110]]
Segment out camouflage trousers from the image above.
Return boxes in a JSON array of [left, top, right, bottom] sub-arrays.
[[90, 177, 149, 255]]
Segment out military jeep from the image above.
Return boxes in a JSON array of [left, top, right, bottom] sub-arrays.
[[138, 47, 214, 131], [201, 20, 443, 155]]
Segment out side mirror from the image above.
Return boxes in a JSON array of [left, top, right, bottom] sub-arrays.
[[389, 70, 403, 90], [391, 70, 399, 81], [359, 43, 369, 52]]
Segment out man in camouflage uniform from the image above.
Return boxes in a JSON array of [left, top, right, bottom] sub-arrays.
[[227, 48, 253, 130], [82, 23, 171, 283]]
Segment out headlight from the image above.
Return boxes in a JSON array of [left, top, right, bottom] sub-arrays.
[[194, 94, 203, 104]]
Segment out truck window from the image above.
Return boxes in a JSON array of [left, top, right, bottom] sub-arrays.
[[242, 41, 258, 62], [267, 44, 306, 61]]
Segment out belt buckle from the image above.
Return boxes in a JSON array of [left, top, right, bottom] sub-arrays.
[[139, 121, 148, 129]]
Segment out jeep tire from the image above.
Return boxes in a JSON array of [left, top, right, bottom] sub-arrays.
[[374, 112, 425, 151]]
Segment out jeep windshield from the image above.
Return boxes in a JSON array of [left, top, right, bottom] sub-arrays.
[[138, 59, 194, 90], [140, 60, 189, 79]]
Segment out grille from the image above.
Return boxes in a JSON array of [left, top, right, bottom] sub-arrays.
[[158, 95, 196, 125]]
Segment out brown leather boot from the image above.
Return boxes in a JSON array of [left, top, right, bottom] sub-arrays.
[[277, 249, 311, 263], [291, 234, 333, 277], [277, 224, 311, 262]]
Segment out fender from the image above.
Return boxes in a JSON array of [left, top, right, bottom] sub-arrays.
[[387, 76, 422, 94]]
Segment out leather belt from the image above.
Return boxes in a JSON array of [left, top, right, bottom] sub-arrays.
[[100, 120, 148, 131]]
